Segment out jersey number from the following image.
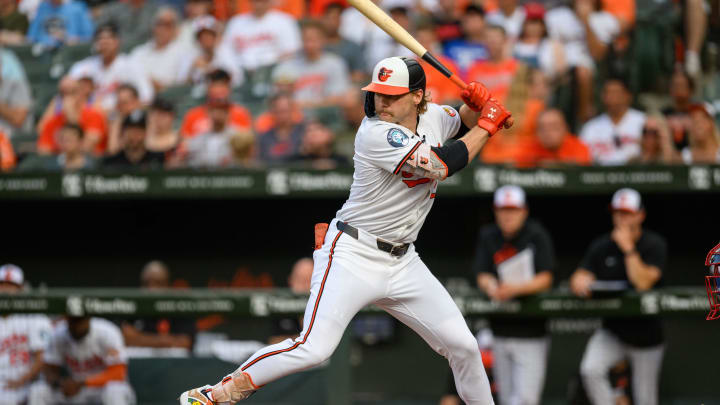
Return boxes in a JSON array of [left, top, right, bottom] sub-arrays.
[[401, 171, 431, 188], [401, 171, 437, 198]]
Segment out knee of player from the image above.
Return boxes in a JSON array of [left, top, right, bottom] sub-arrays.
[[101, 382, 134, 404], [300, 342, 335, 366], [27, 380, 52, 402], [447, 335, 482, 361], [579, 360, 606, 379]]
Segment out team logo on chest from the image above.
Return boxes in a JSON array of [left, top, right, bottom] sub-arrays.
[[387, 128, 409, 148], [378, 67, 393, 82]]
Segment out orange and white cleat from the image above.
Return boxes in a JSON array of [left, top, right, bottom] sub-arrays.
[[179, 385, 219, 405], [179, 371, 258, 405]]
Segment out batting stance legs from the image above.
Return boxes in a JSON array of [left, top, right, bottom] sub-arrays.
[[182, 219, 494, 404]]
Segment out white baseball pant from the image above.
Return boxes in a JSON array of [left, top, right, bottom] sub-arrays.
[[236, 219, 494, 404], [492, 336, 549, 405], [580, 328, 664, 405], [0, 386, 29, 405], [28, 380, 136, 405]]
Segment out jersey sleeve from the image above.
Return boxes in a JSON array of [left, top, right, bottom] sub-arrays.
[[100, 322, 127, 366], [642, 234, 667, 272], [28, 316, 52, 352], [43, 328, 65, 366], [354, 120, 422, 175], [435, 104, 462, 143]]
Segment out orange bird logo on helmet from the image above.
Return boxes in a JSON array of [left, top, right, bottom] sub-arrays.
[[378, 67, 393, 82]]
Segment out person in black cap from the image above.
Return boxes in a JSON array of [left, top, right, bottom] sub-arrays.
[[102, 110, 164, 169], [180, 56, 512, 405]]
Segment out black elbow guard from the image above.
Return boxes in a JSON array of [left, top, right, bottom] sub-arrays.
[[431, 140, 469, 177]]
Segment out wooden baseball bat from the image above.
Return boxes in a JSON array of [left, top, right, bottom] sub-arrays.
[[347, 0, 467, 90]]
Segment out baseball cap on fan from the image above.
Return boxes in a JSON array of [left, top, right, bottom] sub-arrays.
[[362, 56, 426, 95], [611, 188, 643, 213], [0, 264, 24, 286], [493, 185, 526, 209]]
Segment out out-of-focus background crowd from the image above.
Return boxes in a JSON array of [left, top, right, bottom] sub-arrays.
[[0, 0, 717, 173]]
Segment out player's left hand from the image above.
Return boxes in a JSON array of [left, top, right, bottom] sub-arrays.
[[461, 82, 491, 112], [61, 378, 84, 397]]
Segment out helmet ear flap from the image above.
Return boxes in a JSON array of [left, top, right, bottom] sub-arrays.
[[364, 91, 376, 117]]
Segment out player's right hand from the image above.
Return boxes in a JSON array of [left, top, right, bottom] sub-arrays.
[[570, 269, 596, 298], [476, 98, 513, 136], [460, 82, 491, 112]]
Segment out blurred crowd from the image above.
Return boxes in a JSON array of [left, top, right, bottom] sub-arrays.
[[0, 0, 718, 172]]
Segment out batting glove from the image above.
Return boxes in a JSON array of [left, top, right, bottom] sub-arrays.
[[460, 82, 491, 112], [477, 98, 512, 136]]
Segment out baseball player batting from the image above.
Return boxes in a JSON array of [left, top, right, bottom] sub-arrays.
[[180, 56, 512, 405]]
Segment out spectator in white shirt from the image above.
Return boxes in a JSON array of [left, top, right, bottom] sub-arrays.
[[580, 78, 645, 165], [130, 7, 186, 91], [176, 16, 242, 87], [545, 0, 620, 121], [272, 19, 350, 108], [485, 0, 526, 40], [220, 0, 301, 72], [176, 0, 214, 51], [68, 23, 153, 112]]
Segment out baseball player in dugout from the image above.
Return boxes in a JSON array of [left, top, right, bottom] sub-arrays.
[[28, 316, 136, 405], [180, 56, 512, 404], [0, 264, 52, 405], [570, 188, 667, 405], [474, 185, 555, 405]]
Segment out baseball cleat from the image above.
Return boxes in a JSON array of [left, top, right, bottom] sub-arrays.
[[179, 385, 218, 405]]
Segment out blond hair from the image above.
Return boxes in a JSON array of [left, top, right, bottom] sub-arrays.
[[417, 90, 432, 115]]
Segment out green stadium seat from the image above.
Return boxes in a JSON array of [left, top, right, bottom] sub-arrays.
[[53, 43, 93, 75], [10, 130, 38, 157]]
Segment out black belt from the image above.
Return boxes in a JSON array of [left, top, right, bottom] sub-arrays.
[[336, 221, 410, 258]]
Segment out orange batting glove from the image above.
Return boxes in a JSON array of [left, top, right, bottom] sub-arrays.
[[460, 82, 491, 112], [477, 98, 513, 136]]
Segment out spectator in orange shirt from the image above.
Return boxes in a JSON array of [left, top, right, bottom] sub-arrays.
[[516, 109, 592, 167], [415, 22, 461, 105], [37, 77, 108, 156], [230, 0, 304, 20], [466, 25, 518, 104], [0, 130, 15, 171], [180, 69, 252, 138]]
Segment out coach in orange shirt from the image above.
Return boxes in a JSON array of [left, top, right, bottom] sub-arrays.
[[517, 108, 591, 167], [180, 69, 252, 139]]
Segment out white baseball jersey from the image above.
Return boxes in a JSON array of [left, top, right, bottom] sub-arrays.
[[220, 11, 301, 71], [336, 102, 461, 243], [0, 315, 51, 384], [580, 109, 645, 165], [44, 318, 127, 381], [68, 54, 154, 110]]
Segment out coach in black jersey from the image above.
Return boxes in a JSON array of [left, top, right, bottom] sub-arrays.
[[570, 187, 667, 405], [474, 185, 555, 405]]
